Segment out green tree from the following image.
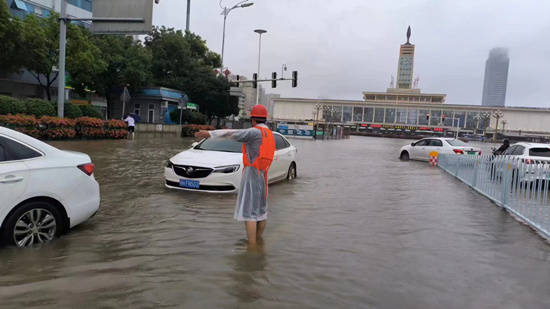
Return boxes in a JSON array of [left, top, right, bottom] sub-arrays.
[[89, 35, 152, 117], [19, 14, 106, 102], [0, 1, 23, 73], [145, 27, 238, 121]]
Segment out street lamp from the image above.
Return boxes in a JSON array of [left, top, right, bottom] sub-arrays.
[[254, 29, 267, 106], [220, 0, 254, 73]]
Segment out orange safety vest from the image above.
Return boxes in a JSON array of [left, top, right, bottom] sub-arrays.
[[242, 126, 276, 196]]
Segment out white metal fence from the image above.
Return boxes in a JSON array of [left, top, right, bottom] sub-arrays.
[[438, 154, 550, 239]]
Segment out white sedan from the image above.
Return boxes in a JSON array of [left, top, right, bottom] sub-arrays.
[[399, 137, 482, 161], [165, 132, 297, 193], [0, 126, 100, 248]]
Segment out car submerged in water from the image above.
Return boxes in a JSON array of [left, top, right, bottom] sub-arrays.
[[399, 137, 482, 161], [165, 132, 297, 193]]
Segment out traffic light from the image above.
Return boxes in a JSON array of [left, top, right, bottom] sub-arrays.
[[426, 113, 430, 121], [442, 114, 446, 122], [253, 73, 257, 88], [236, 75, 240, 81], [292, 71, 298, 88], [272, 72, 277, 88]]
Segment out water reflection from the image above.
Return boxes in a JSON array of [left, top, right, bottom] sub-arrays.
[[227, 240, 268, 303]]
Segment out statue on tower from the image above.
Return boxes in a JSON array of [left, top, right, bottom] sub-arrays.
[[406, 26, 411, 44]]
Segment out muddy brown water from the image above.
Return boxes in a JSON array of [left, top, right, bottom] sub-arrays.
[[1, 134, 549, 308]]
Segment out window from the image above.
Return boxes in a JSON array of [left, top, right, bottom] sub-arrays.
[[529, 148, 550, 158], [414, 139, 429, 147], [343, 106, 352, 123], [430, 110, 442, 126], [446, 139, 467, 146], [274, 134, 290, 150], [385, 108, 396, 123], [374, 108, 384, 123], [0, 136, 41, 162], [364, 107, 374, 122], [134, 103, 141, 116], [396, 109, 407, 124], [428, 139, 443, 147], [418, 109, 430, 125], [503, 146, 516, 156], [513, 146, 525, 156], [407, 109, 418, 125], [352, 107, 363, 122]]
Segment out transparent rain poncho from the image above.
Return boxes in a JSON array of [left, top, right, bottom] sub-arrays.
[[209, 124, 269, 221]]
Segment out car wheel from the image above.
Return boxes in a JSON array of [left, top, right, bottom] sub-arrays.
[[400, 151, 410, 161], [1, 201, 62, 248], [287, 163, 297, 180]]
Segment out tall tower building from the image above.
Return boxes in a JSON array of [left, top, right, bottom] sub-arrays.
[[482, 48, 509, 107], [397, 26, 415, 89]]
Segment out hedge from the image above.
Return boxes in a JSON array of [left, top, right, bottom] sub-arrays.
[[181, 124, 214, 137], [78, 104, 103, 119], [0, 95, 102, 119], [0, 114, 127, 140]]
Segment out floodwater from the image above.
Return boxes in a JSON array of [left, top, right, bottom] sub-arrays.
[[1, 134, 550, 308]]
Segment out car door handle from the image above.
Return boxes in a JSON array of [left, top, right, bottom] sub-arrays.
[[0, 175, 24, 184]]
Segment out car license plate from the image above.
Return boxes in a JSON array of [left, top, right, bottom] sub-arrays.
[[468, 151, 476, 155], [179, 179, 200, 189]]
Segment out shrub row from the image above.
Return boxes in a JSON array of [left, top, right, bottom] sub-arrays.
[[181, 124, 215, 137], [0, 114, 127, 140], [0, 95, 103, 119]]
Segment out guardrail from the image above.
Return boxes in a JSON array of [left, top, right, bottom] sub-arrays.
[[438, 154, 550, 240]]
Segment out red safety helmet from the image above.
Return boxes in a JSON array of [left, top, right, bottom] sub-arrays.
[[250, 104, 268, 119]]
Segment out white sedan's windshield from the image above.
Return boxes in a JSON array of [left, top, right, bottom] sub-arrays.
[[446, 139, 467, 146], [195, 138, 241, 153]]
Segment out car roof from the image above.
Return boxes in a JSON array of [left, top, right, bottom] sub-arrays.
[[511, 142, 550, 148]]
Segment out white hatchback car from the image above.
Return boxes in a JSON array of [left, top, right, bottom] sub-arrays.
[[0, 127, 100, 247], [399, 137, 482, 161], [165, 132, 297, 193], [500, 142, 550, 183]]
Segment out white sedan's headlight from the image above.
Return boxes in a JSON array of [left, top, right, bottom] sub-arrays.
[[213, 164, 240, 173]]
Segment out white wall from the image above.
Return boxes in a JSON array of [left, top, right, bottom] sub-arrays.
[[273, 101, 315, 121]]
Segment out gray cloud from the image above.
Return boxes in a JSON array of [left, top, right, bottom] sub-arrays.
[[153, 0, 550, 108]]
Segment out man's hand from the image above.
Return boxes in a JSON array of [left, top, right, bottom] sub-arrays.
[[194, 130, 211, 139]]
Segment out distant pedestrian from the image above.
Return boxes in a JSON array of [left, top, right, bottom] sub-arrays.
[[493, 139, 510, 155], [194, 105, 275, 248], [124, 114, 136, 139]]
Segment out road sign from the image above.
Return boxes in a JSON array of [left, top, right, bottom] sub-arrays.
[[92, 0, 154, 34]]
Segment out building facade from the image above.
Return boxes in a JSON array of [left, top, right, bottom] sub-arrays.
[[109, 87, 188, 124], [272, 98, 550, 138], [482, 48, 509, 107]]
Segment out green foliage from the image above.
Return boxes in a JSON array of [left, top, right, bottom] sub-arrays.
[[90, 35, 152, 98], [0, 96, 22, 115], [79, 104, 103, 119], [169, 109, 207, 124], [19, 13, 107, 100], [145, 27, 237, 120], [0, 1, 23, 73], [23, 98, 56, 117], [63, 103, 83, 119]]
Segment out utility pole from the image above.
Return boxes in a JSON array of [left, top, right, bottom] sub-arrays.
[[57, 0, 67, 118], [186, 0, 191, 32]]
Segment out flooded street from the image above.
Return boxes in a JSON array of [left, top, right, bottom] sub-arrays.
[[1, 134, 550, 308]]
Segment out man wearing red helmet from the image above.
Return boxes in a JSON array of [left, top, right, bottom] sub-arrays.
[[195, 105, 275, 247]]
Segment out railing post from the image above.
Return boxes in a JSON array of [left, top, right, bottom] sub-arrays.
[[472, 157, 479, 187], [501, 159, 510, 207]]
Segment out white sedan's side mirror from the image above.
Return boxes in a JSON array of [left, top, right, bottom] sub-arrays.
[[191, 142, 198, 148]]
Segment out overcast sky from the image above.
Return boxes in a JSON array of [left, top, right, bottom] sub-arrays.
[[153, 0, 550, 108]]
